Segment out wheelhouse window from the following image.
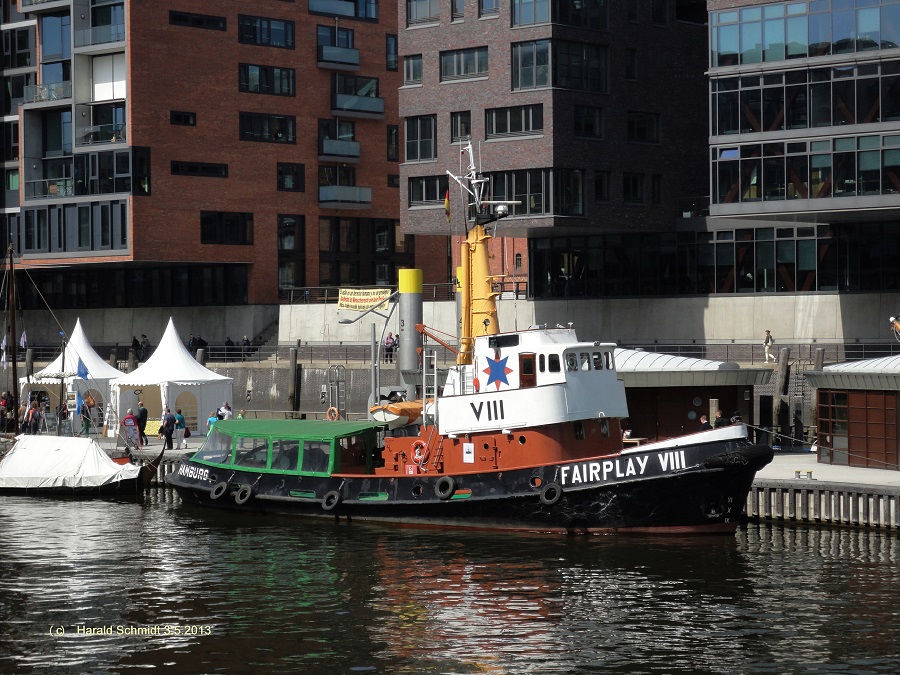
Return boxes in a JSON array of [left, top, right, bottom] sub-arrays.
[[193, 428, 233, 463], [301, 441, 331, 473]]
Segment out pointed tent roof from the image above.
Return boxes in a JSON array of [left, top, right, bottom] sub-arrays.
[[32, 318, 123, 381], [111, 317, 230, 386]]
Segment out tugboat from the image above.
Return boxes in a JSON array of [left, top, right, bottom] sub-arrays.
[[167, 145, 773, 534]]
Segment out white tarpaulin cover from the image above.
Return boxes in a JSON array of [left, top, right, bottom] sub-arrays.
[[0, 435, 141, 489]]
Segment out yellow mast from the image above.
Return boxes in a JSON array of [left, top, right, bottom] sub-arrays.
[[457, 224, 500, 366]]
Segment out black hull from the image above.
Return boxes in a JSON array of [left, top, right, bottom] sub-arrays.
[[0, 476, 146, 497], [168, 440, 774, 534]]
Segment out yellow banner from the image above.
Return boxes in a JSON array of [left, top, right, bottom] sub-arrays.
[[338, 287, 392, 311]]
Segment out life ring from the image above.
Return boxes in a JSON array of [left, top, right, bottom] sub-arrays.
[[539, 482, 562, 506], [435, 476, 456, 500], [322, 490, 341, 511], [326, 407, 339, 421], [412, 440, 429, 464], [234, 484, 253, 505], [209, 481, 228, 500]]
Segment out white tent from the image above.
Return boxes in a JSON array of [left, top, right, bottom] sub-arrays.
[[110, 317, 233, 433], [19, 318, 123, 427]]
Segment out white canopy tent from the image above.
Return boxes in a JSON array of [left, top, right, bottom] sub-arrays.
[[18, 318, 123, 428], [109, 317, 233, 433]]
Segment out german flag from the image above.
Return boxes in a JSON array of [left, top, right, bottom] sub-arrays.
[[444, 189, 450, 223]]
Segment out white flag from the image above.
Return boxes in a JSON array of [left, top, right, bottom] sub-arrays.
[[19, 331, 26, 349]]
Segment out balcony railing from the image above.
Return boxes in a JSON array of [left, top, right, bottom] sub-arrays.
[[77, 123, 127, 146], [74, 24, 126, 48], [309, 0, 357, 17], [317, 45, 360, 70], [318, 185, 372, 209], [24, 178, 74, 200], [23, 81, 72, 104], [332, 93, 384, 118], [319, 138, 360, 162]]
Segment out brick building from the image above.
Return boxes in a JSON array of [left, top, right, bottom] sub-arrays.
[[0, 0, 446, 339], [397, 0, 710, 292]]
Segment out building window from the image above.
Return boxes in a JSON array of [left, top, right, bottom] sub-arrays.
[[479, 0, 500, 18], [169, 11, 226, 31], [171, 161, 228, 178], [623, 173, 644, 203], [440, 47, 489, 81], [511, 40, 550, 90], [594, 171, 610, 201], [512, 0, 549, 26], [574, 105, 602, 138], [238, 64, 295, 96], [387, 125, 399, 161], [386, 34, 398, 71], [452, 0, 464, 20], [278, 214, 305, 288], [550, 0, 608, 30], [200, 211, 254, 245], [652, 0, 667, 25], [407, 0, 440, 26], [239, 112, 296, 143], [405, 115, 437, 162], [651, 174, 664, 204], [3, 28, 32, 69], [404, 55, 423, 85], [625, 48, 637, 80], [238, 15, 295, 49], [451, 111, 471, 142], [388, 174, 400, 187], [319, 165, 356, 186], [515, 253, 522, 269], [485, 104, 543, 138], [170, 110, 196, 126], [555, 41, 606, 92], [318, 24, 354, 48], [277, 163, 305, 191], [408, 175, 449, 205], [627, 111, 660, 143]]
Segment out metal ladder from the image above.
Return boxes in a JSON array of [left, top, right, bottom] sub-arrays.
[[327, 365, 347, 418], [423, 349, 438, 426]]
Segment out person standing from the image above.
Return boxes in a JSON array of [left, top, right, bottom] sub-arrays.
[[79, 400, 92, 436], [161, 407, 176, 450], [121, 408, 141, 449], [699, 414, 712, 431], [383, 332, 396, 363], [136, 401, 149, 445], [174, 408, 186, 450], [206, 411, 218, 435], [764, 329, 776, 363], [714, 410, 730, 428]]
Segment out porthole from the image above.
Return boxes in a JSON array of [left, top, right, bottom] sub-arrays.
[[687, 410, 698, 420], [693, 397, 702, 407], [412, 485, 423, 497], [518, 435, 526, 445]]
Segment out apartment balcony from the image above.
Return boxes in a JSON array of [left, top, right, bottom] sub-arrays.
[[74, 24, 126, 49], [24, 177, 74, 200], [318, 185, 372, 209], [19, 0, 69, 12], [319, 138, 361, 163], [332, 93, 384, 119], [77, 123, 127, 146], [23, 81, 72, 104], [317, 45, 360, 71], [309, 0, 357, 17]]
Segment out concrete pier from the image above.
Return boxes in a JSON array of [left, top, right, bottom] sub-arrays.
[[747, 453, 900, 530]]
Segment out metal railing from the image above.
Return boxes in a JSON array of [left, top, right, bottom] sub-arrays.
[[279, 283, 457, 304]]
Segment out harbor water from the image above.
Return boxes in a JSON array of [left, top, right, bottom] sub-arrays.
[[2, 492, 900, 674]]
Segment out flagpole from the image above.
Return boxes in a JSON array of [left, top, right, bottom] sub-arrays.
[[57, 337, 66, 436], [7, 244, 18, 435]]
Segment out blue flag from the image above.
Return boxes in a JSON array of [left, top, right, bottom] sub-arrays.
[[77, 358, 88, 379]]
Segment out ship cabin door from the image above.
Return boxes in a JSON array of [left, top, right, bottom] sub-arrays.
[[519, 353, 536, 388]]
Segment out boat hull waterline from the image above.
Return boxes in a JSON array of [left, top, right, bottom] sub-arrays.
[[168, 440, 773, 534]]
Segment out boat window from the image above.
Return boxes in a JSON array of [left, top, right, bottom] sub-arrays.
[[301, 440, 331, 473], [234, 438, 270, 468], [566, 353, 578, 371], [548, 353, 560, 372], [539, 354, 545, 372], [339, 435, 367, 469], [580, 352, 590, 371], [605, 351, 614, 369], [592, 351, 603, 370], [192, 428, 233, 464], [488, 335, 520, 349], [519, 352, 536, 387], [272, 439, 299, 471]]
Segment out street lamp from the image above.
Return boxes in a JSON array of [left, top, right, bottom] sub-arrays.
[[338, 291, 399, 412]]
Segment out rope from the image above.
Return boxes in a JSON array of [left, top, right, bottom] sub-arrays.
[[744, 422, 899, 469]]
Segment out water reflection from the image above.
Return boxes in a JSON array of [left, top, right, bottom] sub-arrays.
[[0, 494, 899, 674]]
